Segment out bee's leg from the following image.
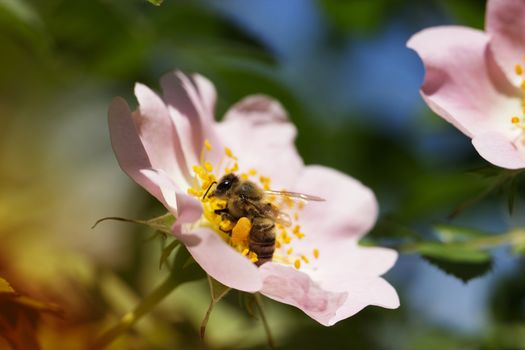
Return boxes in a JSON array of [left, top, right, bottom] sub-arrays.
[[214, 209, 235, 235]]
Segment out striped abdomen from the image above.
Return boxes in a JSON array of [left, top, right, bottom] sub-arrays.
[[249, 216, 276, 266]]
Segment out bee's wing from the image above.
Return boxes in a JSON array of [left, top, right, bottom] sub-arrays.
[[264, 189, 325, 202], [275, 211, 292, 227]]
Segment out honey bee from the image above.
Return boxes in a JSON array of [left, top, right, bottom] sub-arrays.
[[207, 173, 324, 266]]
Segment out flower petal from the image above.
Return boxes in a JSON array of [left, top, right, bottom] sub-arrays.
[[292, 165, 378, 242], [134, 83, 191, 188], [472, 131, 525, 169], [407, 26, 517, 137], [259, 263, 348, 326], [486, 0, 525, 84], [324, 276, 399, 326], [160, 71, 224, 166], [173, 227, 262, 292], [215, 95, 304, 187], [108, 97, 175, 210], [139, 168, 203, 222], [311, 244, 398, 278]]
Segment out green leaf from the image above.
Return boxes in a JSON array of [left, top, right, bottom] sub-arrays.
[[146, 0, 163, 6], [417, 242, 490, 263], [416, 242, 493, 282], [433, 224, 487, 243]]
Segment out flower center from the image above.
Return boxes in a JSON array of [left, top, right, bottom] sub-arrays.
[[186, 140, 320, 269]]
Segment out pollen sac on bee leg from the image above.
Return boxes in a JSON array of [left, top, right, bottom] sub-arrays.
[[231, 217, 251, 246]]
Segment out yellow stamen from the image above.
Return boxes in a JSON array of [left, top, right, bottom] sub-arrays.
[[219, 219, 234, 233], [293, 212, 299, 221], [231, 217, 251, 246], [298, 201, 305, 210], [512, 116, 520, 124], [287, 247, 293, 255], [301, 255, 309, 264], [225, 147, 237, 160], [313, 248, 319, 259], [204, 161, 213, 173], [187, 188, 203, 197], [516, 64, 523, 75], [249, 169, 257, 176], [294, 259, 301, 269], [204, 139, 212, 151]]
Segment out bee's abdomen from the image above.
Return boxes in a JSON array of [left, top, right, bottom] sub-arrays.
[[249, 217, 276, 266]]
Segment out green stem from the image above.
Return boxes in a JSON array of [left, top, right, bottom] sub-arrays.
[[254, 294, 275, 349], [92, 271, 181, 349], [400, 229, 525, 254]]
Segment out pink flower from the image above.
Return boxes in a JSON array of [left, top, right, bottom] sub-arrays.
[[108, 71, 399, 325], [408, 0, 525, 169]]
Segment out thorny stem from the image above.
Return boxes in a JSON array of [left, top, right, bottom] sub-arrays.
[[92, 269, 182, 350], [399, 229, 525, 254], [254, 293, 276, 349]]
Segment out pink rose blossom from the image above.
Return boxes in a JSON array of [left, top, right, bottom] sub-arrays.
[[108, 71, 399, 325], [408, 0, 525, 169]]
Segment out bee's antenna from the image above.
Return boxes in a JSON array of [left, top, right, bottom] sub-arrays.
[[202, 181, 217, 200]]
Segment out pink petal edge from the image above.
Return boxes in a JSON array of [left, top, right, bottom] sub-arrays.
[[472, 131, 525, 169], [259, 263, 348, 326], [407, 25, 516, 137], [134, 83, 191, 188], [108, 97, 177, 211], [173, 226, 262, 292]]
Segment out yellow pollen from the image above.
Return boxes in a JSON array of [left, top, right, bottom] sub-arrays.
[[292, 225, 301, 234], [204, 161, 213, 172], [242, 248, 249, 256], [240, 173, 249, 180], [293, 212, 299, 221], [225, 147, 237, 160], [231, 217, 251, 246], [512, 116, 520, 124], [249, 169, 257, 176], [187, 188, 203, 197], [259, 176, 271, 190], [219, 219, 234, 232], [521, 81, 525, 90], [204, 139, 212, 151], [301, 255, 310, 264], [294, 259, 301, 269], [287, 247, 293, 255], [298, 201, 305, 210], [313, 248, 319, 259], [283, 194, 294, 208], [516, 64, 523, 75]]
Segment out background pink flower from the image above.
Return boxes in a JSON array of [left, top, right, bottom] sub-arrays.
[[108, 71, 399, 325], [408, 0, 525, 169]]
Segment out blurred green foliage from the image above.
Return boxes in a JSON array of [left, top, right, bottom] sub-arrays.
[[1, 0, 525, 349]]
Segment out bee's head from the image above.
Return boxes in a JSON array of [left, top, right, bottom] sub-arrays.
[[212, 173, 239, 198]]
